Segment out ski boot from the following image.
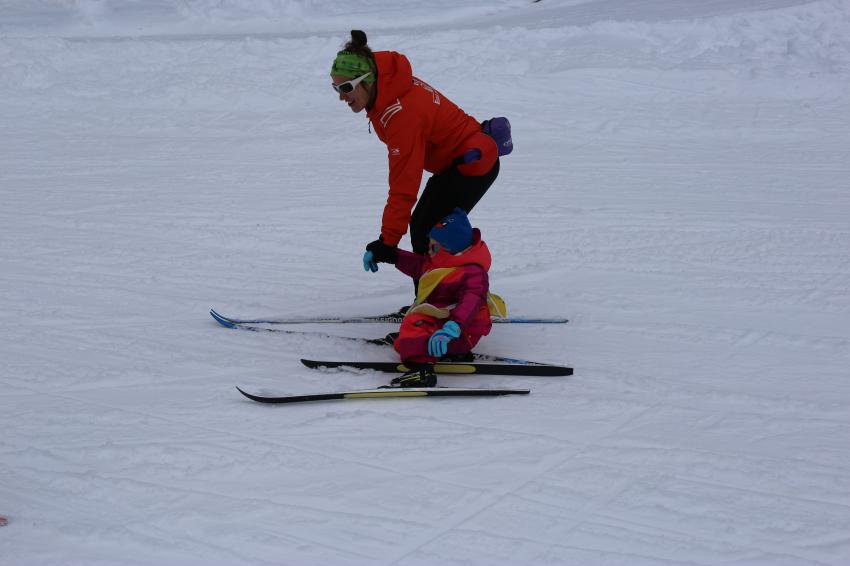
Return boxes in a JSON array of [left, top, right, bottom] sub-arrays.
[[383, 331, 400, 344], [387, 304, 411, 318], [366, 331, 399, 346], [387, 363, 437, 388]]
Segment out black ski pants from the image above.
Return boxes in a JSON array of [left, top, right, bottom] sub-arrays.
[[408, 159, 500, 255]]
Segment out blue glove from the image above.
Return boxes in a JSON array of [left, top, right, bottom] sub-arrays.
[[363, 250, 378, 272], [428, 320, 461, 357], [363, 238, 397, 273]]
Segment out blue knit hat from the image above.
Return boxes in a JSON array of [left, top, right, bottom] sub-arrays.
[[429, 208, 473, 253]]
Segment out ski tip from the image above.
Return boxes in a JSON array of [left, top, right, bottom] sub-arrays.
[[236, 386, 262, 402], [300, 358, 339, 369], [210, 309, 237, 328]]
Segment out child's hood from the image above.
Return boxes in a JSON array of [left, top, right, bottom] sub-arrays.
[[427, 228, 491, 271]]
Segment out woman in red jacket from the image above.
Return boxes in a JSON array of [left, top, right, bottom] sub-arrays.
[[329, 30, 501, 287]]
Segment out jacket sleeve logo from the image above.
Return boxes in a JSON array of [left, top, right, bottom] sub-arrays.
[[412, 79, 440, 105], [380, 99, 403, 128]]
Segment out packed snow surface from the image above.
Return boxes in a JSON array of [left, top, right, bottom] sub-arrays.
[[2, 0, 850, 564]]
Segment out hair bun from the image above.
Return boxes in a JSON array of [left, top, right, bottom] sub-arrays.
[[350, 30, 368, 47]]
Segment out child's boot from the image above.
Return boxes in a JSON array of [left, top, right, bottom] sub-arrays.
[[389, 363, 437, 388]]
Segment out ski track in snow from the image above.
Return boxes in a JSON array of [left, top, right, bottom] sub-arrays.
[[2, 0, 850, 564]]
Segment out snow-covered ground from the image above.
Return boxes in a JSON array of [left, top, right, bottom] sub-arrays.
[[2, 0, 850, 564]]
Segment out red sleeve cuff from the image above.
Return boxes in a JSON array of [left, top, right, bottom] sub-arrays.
[[381, 233, 401, 247]]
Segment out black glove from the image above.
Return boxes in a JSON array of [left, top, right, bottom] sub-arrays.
[[366, 237, 398, 264]]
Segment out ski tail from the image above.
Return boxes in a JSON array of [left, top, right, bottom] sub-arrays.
[[492, 317, 568, 324]]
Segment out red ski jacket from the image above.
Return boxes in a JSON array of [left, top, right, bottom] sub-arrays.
[[367, 51, 497, 246]]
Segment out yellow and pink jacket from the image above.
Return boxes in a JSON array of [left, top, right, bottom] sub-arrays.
[[394, 228, 493, 337]]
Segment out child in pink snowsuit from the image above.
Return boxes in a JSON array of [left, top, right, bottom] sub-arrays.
[[366, 208, 493, 386]]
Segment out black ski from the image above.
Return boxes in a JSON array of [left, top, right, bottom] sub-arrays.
[[301, 359, 573, 377], [237, 386, 529, 404]]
